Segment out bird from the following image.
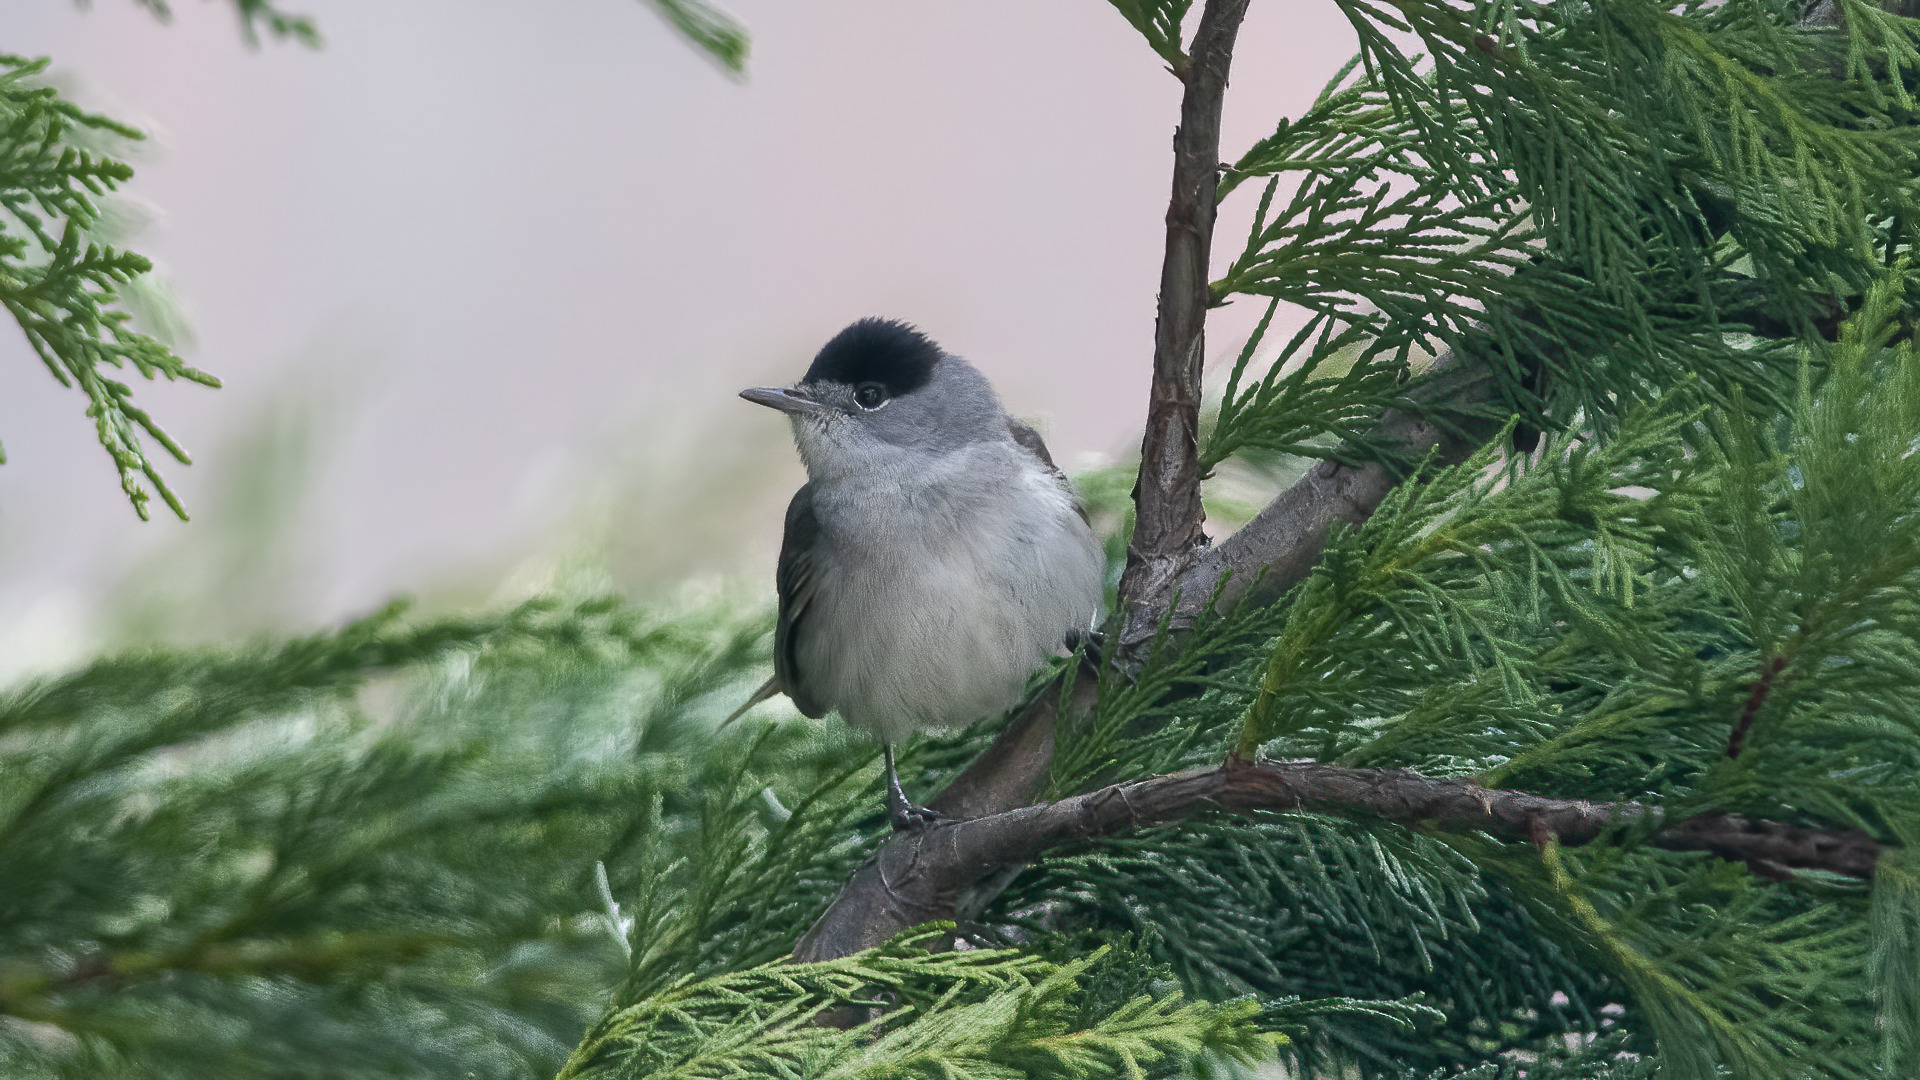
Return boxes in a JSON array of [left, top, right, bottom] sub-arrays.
[[728, 318, 1105, 829]]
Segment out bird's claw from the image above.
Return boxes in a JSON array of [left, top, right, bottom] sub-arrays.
[[886, 793, 945, 832], [1064, 627, 1107, 664]]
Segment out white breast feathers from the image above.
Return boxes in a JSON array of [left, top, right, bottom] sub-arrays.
[[797, 440, 1104, 744]]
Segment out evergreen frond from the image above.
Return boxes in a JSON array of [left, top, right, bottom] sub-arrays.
[[0, 55, 218, 519], [561, 934, 1277, 1080], [1103, 0, 1195, 68], [992, 816, 1613, 1075], [1202, 0, 1920, 458]]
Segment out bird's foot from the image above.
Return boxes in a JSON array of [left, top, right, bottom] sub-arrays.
[[1065, 627, 1107, 665], [882, 742, 945, 830], [883, 772, 944, 834], [887, 799, 945, 832]]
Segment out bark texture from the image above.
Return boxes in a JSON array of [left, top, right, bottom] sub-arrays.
[[793, 762, 1885, 960], [1118, 0, 1253, 613]]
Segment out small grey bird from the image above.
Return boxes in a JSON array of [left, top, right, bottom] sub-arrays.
[[731, 318, 1105, 828]]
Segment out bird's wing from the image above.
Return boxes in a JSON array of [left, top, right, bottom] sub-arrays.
[[774, 483, 829, 718], [1007, 416, 1063, 477], [1008, 417, 1088, 523]]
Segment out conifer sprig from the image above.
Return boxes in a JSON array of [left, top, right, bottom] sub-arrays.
[[0, 55, 218, 520], [1208, 0, 1920, 445], [1229, 405, 1687, 762], [1102, 0, 1195, 69], [1693, 273, 1920, 840], [562, 937, 1277, 1080]]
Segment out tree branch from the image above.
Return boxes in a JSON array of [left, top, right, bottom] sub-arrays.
[[793, 761, 1884, 959], [1118, 0, 1253, 616], [1726, 655, 1787, 758], [1144, 347, 1502, 643]]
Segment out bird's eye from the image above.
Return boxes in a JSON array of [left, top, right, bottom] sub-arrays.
[[853, 383, 887, 410]]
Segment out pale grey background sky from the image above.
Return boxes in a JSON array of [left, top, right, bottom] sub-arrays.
[[0, 1, 1356, 674]]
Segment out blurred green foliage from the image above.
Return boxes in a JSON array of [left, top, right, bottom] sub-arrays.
[[0, 594, 794, 1077]]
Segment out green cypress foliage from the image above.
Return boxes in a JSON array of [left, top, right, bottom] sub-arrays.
[[0, 55, 218, 519], [10, 1, 1920, 1078]]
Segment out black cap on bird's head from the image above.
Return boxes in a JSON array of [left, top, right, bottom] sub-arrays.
[[803, 318, 942, 397], [740, 318, 946, 417]]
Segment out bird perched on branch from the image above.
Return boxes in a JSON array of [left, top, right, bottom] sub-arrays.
[[730, 318, 1105, 829]]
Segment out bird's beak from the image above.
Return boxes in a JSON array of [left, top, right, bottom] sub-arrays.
[[740, 385, 825, 416]]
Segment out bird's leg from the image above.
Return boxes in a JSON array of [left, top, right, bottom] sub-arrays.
[[883, 743, 940, 831]]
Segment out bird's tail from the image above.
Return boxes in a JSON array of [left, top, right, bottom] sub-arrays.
[[720, 676, 782, 728]]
